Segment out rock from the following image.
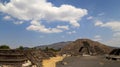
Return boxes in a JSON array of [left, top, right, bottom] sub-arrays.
[[62, 62, 68, 65]]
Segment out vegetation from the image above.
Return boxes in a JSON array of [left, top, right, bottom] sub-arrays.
[[44, 47, 61, 52], [17, 46, 24, 50], [0, 45, 10, 49], [45, 47, 49, 51]]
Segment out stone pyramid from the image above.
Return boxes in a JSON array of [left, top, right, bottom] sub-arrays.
[[60, 39, 112, 56]]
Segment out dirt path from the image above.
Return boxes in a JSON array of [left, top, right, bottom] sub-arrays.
[[42, 56, 65, 67]]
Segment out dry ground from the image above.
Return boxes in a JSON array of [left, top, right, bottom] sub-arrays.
[[42, 56, 65, 67]]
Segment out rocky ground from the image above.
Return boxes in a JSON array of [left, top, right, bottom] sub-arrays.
[[56, 56, 120, 67]]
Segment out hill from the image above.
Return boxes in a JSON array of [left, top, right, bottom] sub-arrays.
[[35, 41, 72, 50]]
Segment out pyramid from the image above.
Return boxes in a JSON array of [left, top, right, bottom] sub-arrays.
[[60, 39, 112, 56]]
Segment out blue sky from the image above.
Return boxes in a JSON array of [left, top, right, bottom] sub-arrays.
[[0, 0, 120, 48]]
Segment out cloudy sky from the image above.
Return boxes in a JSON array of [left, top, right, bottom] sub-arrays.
[[0, 0, 120, 48]]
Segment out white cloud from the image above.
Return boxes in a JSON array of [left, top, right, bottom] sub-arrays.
[[104, 38, 120, 47], [102, 22, 120, 32], [98, 12, 105, 16], [95, 21, 120, 32], [67, 31, 76, 35], [57, 25, 69, 30], [3, 15, 11, 20], [95, 20, 120, 47], [0, 0, 88, 33], [26, 20, 63, 33], [95, 20, 103, 26], [113, 32, 120, 37], [87, 16, 93, 20], [94, 35, 101, 38], [13, 21, 24, 25], [93, 35, 102, 41]]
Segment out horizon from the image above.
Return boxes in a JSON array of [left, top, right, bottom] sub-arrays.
[[0, 38, 119, 49], [0, 0, 120, 48]]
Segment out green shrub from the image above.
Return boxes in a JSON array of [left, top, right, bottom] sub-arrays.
[[0, 45, 10, 49]]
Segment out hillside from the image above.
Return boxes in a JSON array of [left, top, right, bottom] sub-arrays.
[[35, 41, 72, 50]]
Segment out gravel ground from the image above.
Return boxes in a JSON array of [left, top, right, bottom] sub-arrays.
[[56, 56, 120, 67]]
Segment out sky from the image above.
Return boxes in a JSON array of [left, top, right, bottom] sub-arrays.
[[0, 0, 120, 48]]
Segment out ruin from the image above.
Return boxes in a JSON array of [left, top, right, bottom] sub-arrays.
[[106, 48, 120, 60], [60, 39, 112, 56], [79, 41, 93, 56], [23, 49, 49, 67], [0, 49, 29, 67], [0, 49, 52, 67]]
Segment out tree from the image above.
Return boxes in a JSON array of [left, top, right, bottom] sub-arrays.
[[44, 47, 61, 52], [45, 47, 49, 51], [0, 45, 10, 49], [17, 46, 24, 50]]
